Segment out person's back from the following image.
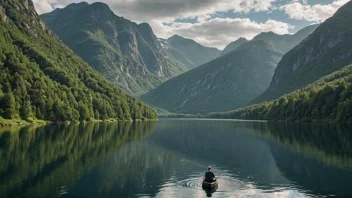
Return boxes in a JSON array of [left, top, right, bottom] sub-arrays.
[[204, 166, 216, 182]]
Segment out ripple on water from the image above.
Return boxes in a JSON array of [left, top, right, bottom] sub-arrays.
[[175, 175, 247, 192], [176, 178, 202, 189], [59, 186, 68, 195]]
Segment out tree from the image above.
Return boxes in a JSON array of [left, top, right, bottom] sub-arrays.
[[21, 99, 33, 120], [4, 92, 18, 119], [79, 103, 90, 121]]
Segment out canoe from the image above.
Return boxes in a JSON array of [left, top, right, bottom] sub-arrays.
[[202, 180, 218, 189]]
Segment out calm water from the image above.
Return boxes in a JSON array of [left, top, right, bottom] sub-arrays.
[[1, 119, 352, 198]]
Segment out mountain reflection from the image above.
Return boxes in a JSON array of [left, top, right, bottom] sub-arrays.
[[263, 122, 352, 197], [263, 122, 352, 169], [1, 120, 352, 198], [0, 122, 157, 198]]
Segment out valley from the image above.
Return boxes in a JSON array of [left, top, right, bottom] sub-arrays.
[[0, 0, 351, 124]]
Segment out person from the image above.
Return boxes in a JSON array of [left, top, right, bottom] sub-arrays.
[[204, 166, 216, 182]]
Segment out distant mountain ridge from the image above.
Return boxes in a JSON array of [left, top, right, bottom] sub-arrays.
[[252, 1, 352, 104], [141, 40, 283, 114], [141, 24, 319, 114], [252, 25, 320, 54], [221, 38, 248, 56], [160, 35, 221, 69], [41, 2, 188, 96], [221, 25, 319, 57]]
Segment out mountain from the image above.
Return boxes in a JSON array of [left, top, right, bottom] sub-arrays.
[[220, 25, 318, 57], [141, 40, 283, 114], [158, 38, 195, 69], [0, 0, 156, 122], [221, 37, 248, 56], [252, 32, 291, 53], [286, 24, 320, 47], [252, 1, 352, 104], [41, 2, 187, 96], [252, 24, 319, 54], [209, 64, 352, 123], [160, 35, 221, 69]]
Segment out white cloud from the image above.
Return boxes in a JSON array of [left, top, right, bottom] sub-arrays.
[[32, 0, 350, 48], [34, 0, 278, 18], [32, 0, 54, 14], [33, 0, 288, 48], [157, 18, 294, 49], [280, 0, 350, 22]]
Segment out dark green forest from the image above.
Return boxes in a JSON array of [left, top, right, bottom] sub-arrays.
[[208, 65, 352, 123], [0, 0, 157, 123]]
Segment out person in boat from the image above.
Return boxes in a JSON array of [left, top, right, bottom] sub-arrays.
[[204, 166, 216, 182]]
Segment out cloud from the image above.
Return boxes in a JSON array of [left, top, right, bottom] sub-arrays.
[[158, 18, 294, 49], [33, 0, 289, 48], [32, 0, 54, 14], [280, 0, 350, 22], [34, 0, 278, 19]]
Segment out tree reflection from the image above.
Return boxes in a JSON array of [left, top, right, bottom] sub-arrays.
[[0, 122, 157, 198]]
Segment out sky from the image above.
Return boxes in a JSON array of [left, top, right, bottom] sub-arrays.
[[33, 0, 350, 49]]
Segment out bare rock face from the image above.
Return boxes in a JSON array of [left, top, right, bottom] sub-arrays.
[[0, 6, 6, 22], [2, 0, 50, 36], [20, 0, 32, 9]]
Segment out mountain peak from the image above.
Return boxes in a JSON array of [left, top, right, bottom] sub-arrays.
[[237, 37, 248, 41], [253, 31, 288, 41], [41, 1, 188, 96], [63, 2, 113, 14], [138, 23, 153, 33], [168, 34, 187, 41], [65, 1, 89, 10], [90, 2, 110, 9], [221, 37, 249, 56]]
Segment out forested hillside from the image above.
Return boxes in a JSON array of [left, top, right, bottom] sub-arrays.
[[0, 0, 157, 123], [253, 1, 352, 104], [209, 65, 352, 123], [41, 2, 187, 96]]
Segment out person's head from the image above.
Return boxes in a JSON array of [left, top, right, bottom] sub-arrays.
[[208, 166, 211, 171]]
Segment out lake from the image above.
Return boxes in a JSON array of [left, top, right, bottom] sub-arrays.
[[0, 119, 352, 198]]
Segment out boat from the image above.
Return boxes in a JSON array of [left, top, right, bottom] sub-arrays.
[[202, 179, 218, 189]]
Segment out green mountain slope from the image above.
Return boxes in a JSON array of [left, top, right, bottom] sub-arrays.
[[220, 37, 248, 56], [253, 1, 352, 104], [160, 35, 221, 69], [41, 2, 187, 96], [141, 40, 283, 114], [209, 64, 352, 123], [0, 0, 157, 122]]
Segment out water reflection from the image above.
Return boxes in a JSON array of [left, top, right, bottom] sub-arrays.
[[264, 122, 352, 169], [0, 122, 157, 198], [263, 122, 352, 197], [0, 120, 352, 198]]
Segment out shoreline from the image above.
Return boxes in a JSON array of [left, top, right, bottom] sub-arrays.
[[0, 118, 159, 128]]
